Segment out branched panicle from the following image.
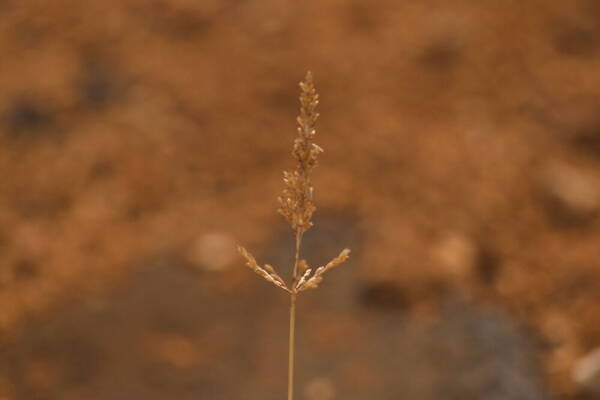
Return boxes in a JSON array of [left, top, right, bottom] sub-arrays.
[[278, 71, 323, 233], [237, 72, 350, 400], [237, 71, 350, 292]]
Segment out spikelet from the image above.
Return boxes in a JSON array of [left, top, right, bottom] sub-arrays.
[[238, 246, 290, 293], [297, 259, 309, 276], [295, 248, 351, 292]]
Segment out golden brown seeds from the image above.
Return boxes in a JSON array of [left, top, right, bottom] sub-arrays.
[[237, 246, 290, 293], [295, 249, 351, 292], [277, 71, 322, 234], [238, 72, 350, 295]]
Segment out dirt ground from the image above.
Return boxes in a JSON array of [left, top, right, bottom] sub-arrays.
[[1, 1, 600, 399]]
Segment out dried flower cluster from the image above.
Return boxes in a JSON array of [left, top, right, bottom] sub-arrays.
[[238, 246, 289, 292], [278, 71, 323, 234], [237, 72, 350, 400], [238, 245, 350, 294], [237, 71, 350, 295], [294, 248, 350, 292]]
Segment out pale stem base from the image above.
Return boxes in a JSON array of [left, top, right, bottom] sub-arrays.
[[288, 293, 297, 400]]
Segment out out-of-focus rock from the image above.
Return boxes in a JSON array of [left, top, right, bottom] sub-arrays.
[[573, 347, 600, 396], [434, 232, 478, 281], [540, 312, 575, 347], [305, 377, 335, 400], [540, 312, 578, 382], [144, 332, 198, 368], [540, 163, 600, 224], [187, 232, 236, 272]]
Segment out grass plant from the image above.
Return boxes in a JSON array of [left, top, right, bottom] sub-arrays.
[[238, 72, 350, 400]]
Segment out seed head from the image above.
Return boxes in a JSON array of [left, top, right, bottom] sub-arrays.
[[277, 71, 322, 233], [238, 72, 350, 294]]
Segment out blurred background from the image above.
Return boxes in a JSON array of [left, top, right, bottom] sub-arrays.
[[1, 0, 600, 399]]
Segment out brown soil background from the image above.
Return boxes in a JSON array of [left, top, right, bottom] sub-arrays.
[[1, 1, 600, 399]]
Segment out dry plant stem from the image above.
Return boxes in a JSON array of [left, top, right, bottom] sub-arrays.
[[288, 292, 296, 400], [293, 231, 302, 282], [237, 72, 350, 400], [289, 230, 302, 400]]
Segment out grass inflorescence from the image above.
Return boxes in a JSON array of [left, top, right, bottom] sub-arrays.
[[238, 71, 350, 400]]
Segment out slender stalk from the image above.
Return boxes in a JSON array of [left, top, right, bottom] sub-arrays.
[[288, 293, 296, 400], [289, 231, 302, 400], [293, 231, 303, 282], [237, 73, 350, 400]]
